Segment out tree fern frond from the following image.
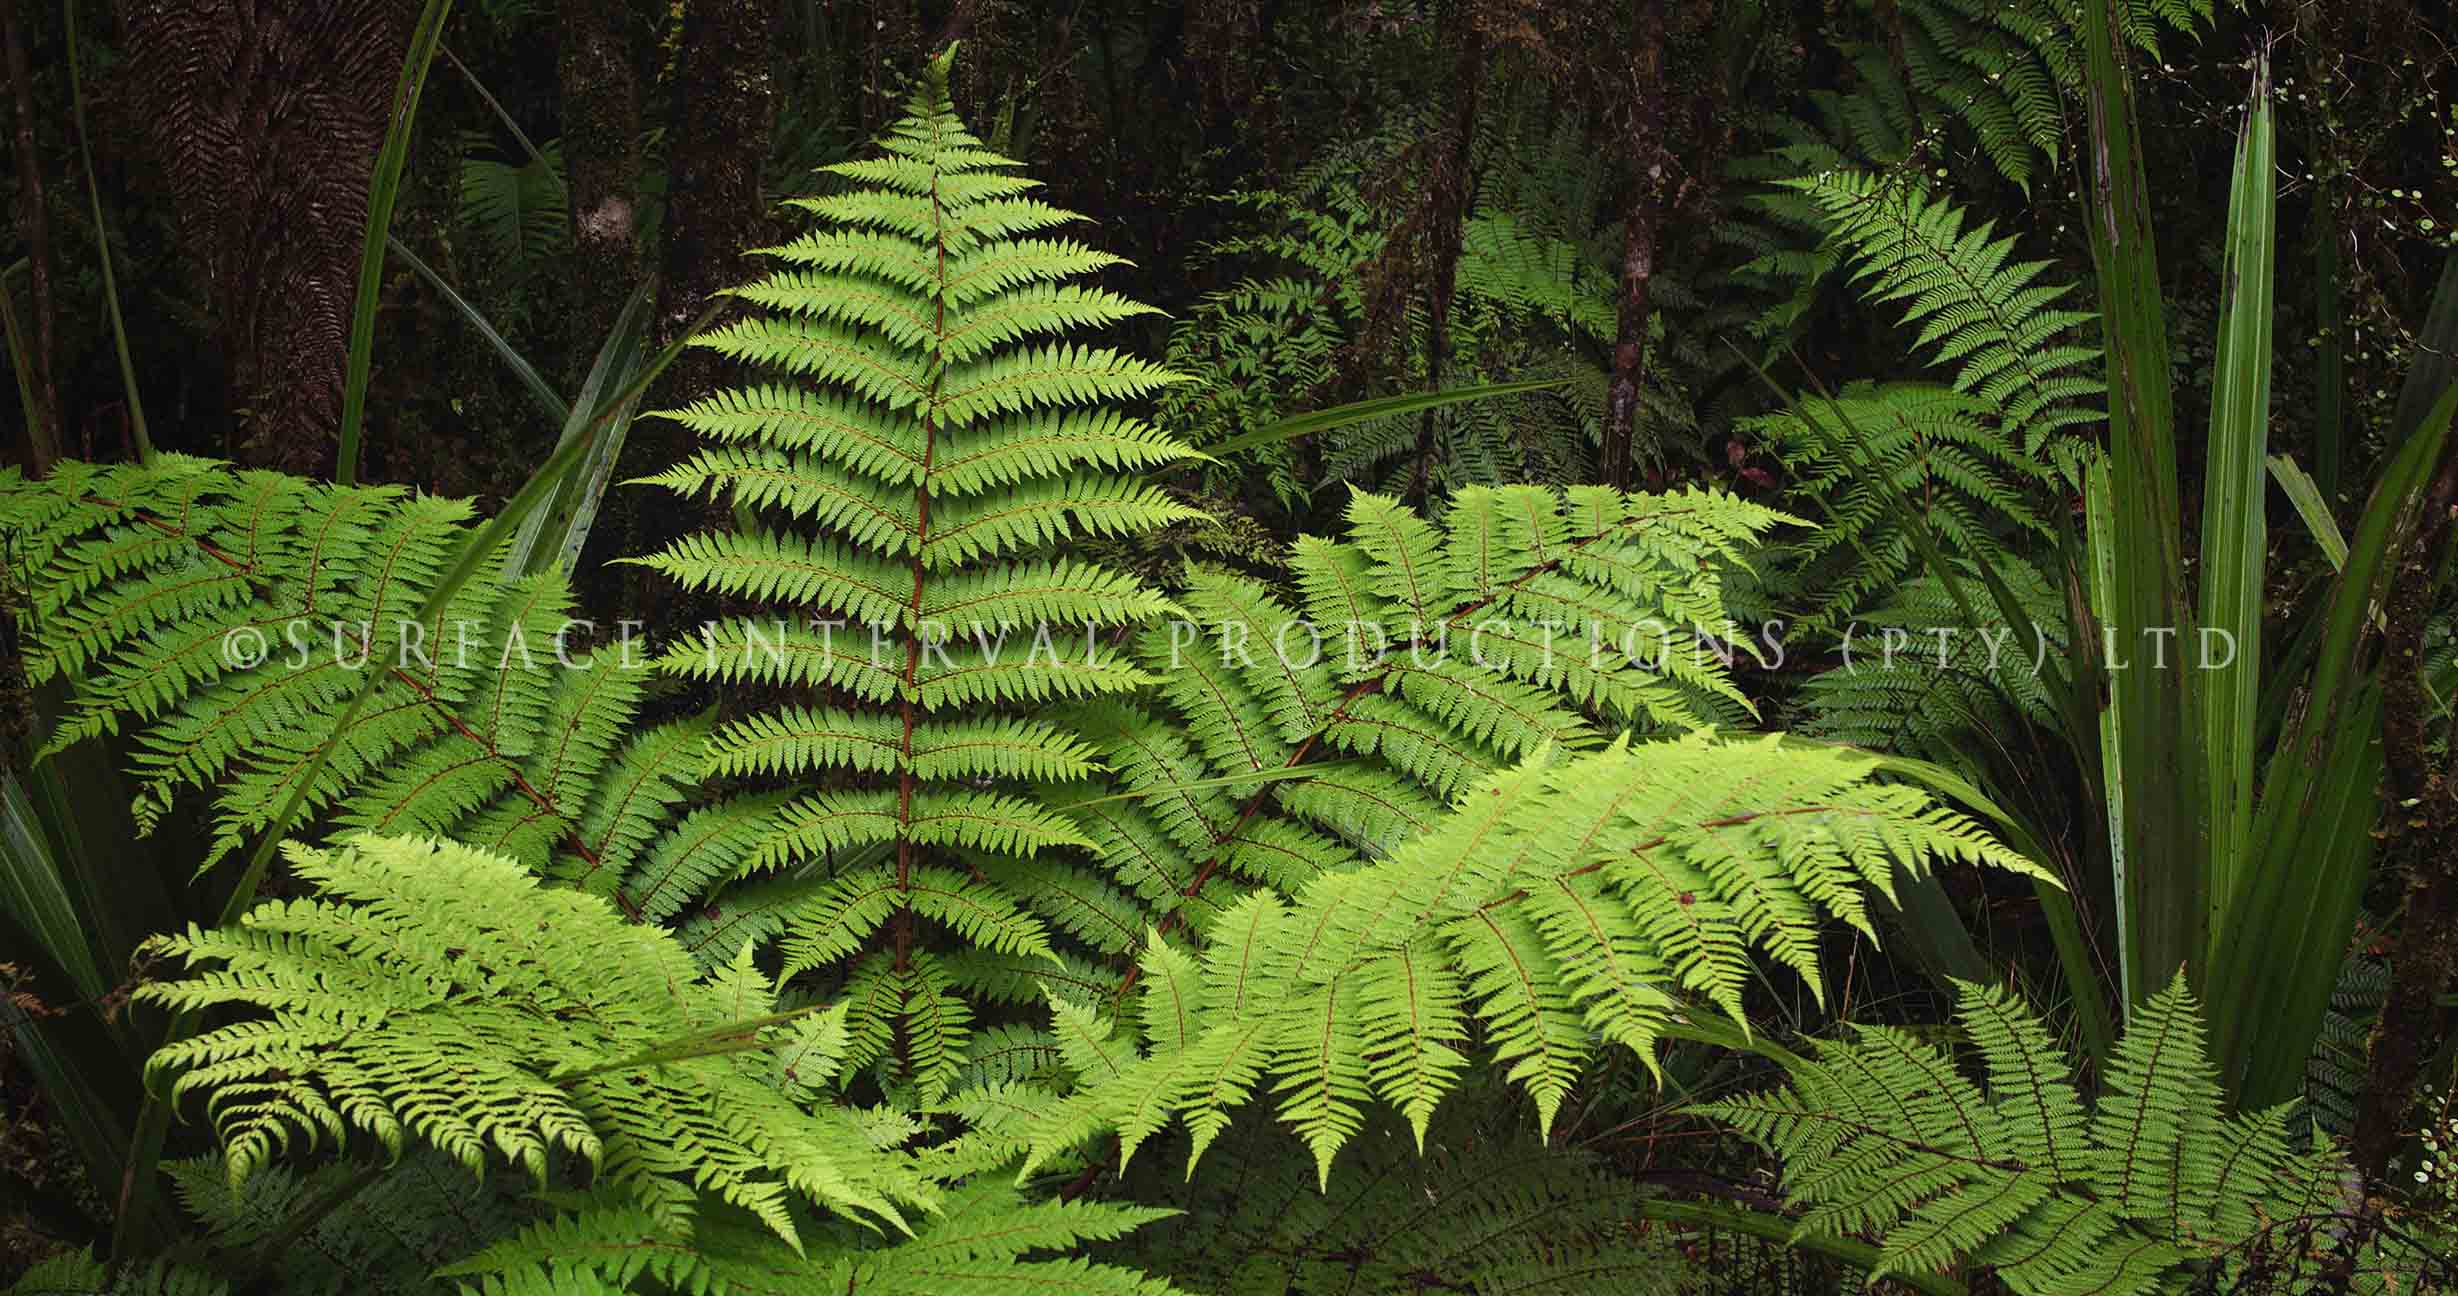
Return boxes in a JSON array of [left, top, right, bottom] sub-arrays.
[[1107, 1098, 1692, 1296], [1701, 974, 2443, 1293], [138, 834, 935, 1244], [628, 56, 1198, 1049], [0, 462, 701, 887], [1013, 736, 2040, 1173]]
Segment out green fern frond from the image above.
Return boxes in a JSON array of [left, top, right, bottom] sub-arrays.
[[1793, 170, 2102, 459], [1, 1252, 229, 1296], [165, 1148, 532, 1293], [1700, 974, 2443, 1294], [1001, 736, 2040, 1183], [629, 47, 1196, 1038], [440, 1182, 1185, 1296], [1764, 1, 2219, 192], [457, 135, 567, 266], [1747, 170, 2096, 636], [1794, 553, 2067, 774], [139, 834, 937, 1248], [1065, 484, 1788, 944], [1105, 1099, 1691, 1295], [0, 460, 681, 882]]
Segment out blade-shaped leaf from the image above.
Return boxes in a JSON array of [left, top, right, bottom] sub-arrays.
[[2267, 454, 2349, 571], [2198, 56, 2273, 944], [506, 280, 656, 576], [2211, 379, 2458, 1103], [2079, 0, 2204, 1009], [335, 0, 456, 485], [388, 235, 570, 424], [65, 0, 150, 462], [1206, 379, 1569, 458]]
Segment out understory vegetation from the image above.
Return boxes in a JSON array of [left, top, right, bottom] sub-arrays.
[[3, 2, 2457, 1293]]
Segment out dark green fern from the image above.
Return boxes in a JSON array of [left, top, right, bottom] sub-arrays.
[[1703, 974, 2451, 1294]]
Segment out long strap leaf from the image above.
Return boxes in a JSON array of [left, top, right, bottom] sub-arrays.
[[64, 0, 149, 463], [335, 0, 456, 486], [2079, 0, 2203, 1007], [388, 235, 570, 424], [1206, 378, 1568, 458], [2197, 54, 2273, 948]]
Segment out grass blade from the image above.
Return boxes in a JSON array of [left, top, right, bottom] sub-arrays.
[[0, 774, 106, 1002], [2079, 452, 2133, 1007], [334, 0, 456, 486], [64, 0, 149, 463], [2388, 255, 2458, 454], [1205, 378, 1568, 458], [2078, 0, 2203, 1009], [2268, 454, 2349, 571], [2197, 55, 2273, 946], [507, 279, 654, 575], [388, 235, 569, 424]]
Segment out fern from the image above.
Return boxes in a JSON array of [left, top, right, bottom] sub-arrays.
[[443, 1181, 1186, 1296], [967, 737, 2045, 1185], [1729, 0, 2221, 353], [1744, 171, 2096, 636], [1797, 170, 2103, 462], [458, 134, 568, 268], [164, 1148, 533, 1293], [2303, 942, 2389, 1138], [1702, 974, 2451, 1294], [1, 1255, 228, 1296], [1782, 1, 2219, 192], [1025, 482, 1795, 1010], [1793, 553, 2068, 777], [129, 831, 1193, 1295], [138, 833, 934, 1244], [0, 458, 679, 891], [1107, 1100, 1691, 1294], [620, 47, 1200, 1101], [1752, 382, 2055, 636]]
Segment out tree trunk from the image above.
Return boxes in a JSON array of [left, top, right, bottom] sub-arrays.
[[4, 0, 59, 474], [1600, 0, 1666, 492], [652, 0, 776, 363], [113, 0, 414, 477], [557, 0, 642, 384]]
